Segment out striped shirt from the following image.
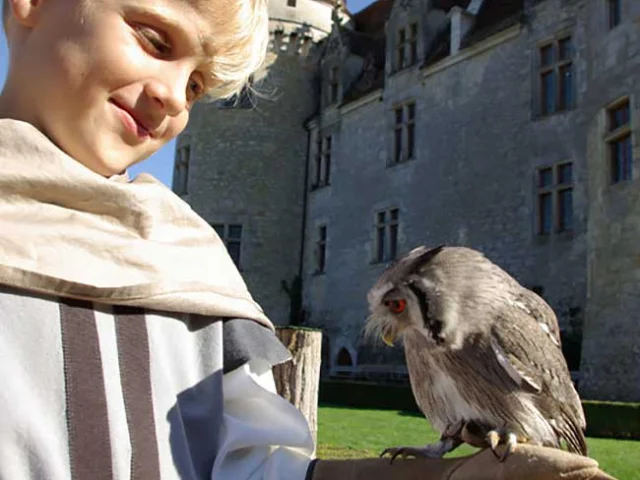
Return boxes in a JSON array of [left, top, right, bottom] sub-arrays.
[[0, 286, 314, 480]]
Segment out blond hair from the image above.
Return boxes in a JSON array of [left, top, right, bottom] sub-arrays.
[[206, 0, 269, 100]]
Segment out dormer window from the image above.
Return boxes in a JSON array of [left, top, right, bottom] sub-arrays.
[[409, 23, 418, 65], [396, 23, 418, 70], [327, 66, 340, 105]]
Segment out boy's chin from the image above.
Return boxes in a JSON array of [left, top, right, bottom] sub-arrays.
[[75, 151, 137, 178], [81, 142, 156, 177], [45, 122, 154, 177]]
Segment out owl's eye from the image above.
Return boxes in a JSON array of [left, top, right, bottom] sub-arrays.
[[384, 299, 407, 314]]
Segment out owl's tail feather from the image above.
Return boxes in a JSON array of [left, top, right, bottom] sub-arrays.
[[556, 414, 588, 456]]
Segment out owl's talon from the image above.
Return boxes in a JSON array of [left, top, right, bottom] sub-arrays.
[[499, 433, 518, 462], [380, 447, 413, 464], [486, 430, 520, 462], [390, 450, 404, 464], [487, 430, 500, 457], [379, 447, 403, 463]]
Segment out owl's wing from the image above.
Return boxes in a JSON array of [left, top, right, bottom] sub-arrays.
[[490, 306, 587, 455], [513, 287, 562, 348]]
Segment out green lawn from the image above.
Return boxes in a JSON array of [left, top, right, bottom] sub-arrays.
[[317, 405, 640, 480]]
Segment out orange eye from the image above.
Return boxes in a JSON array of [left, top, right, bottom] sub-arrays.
[[384, 299, 407, 314]]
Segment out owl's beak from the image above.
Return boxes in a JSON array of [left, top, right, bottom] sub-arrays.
[[382, 330, 396, 346]]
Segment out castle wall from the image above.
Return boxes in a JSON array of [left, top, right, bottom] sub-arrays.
[[304, 0, 591, 371], [579, 0, 640, 401]]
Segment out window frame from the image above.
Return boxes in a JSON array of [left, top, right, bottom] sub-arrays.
[[396, 27, 407, 71], [538, 35, 574, 116], [212, 223, 244, 268], [311, 133, 333, 190], [605, 97, 633, 184], [390, 101, 416, 165], [535, 162, 574, 236], [395, 22, 418, 72], [326, 66, 340, 106], [373, 208, 400, 263]]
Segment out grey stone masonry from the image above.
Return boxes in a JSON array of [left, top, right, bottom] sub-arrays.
[[580, 0, 640, 401]]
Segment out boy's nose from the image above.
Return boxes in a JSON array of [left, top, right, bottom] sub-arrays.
[[144, 77, 187, 116]]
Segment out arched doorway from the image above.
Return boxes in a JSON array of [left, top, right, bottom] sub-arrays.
[[336, 347, 353, 366]]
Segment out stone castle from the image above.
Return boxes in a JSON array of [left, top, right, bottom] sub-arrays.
[[174, 0, 640, 401]]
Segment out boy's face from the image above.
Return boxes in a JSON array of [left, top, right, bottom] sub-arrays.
[[4, 0, 219, 176]]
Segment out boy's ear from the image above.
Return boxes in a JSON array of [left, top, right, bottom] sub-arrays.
[[7, 0, 46, 28]]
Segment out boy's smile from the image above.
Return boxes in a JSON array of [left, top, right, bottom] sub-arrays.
[[110, 97, 156, 141], [0, 0, 222, 176]]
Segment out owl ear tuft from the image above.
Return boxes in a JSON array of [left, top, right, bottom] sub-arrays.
[[409, 244, 446, 274]]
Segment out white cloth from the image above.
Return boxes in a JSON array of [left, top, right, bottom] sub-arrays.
[[215, 361, 315, 480]]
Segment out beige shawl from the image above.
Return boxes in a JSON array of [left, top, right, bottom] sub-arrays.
[[0, 119, 273, 330]]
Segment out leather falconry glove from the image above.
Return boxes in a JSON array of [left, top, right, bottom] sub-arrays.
[[307, 445, 617, 480]]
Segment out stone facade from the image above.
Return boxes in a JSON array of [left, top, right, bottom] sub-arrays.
[[177, 0, 640, 400], [579, 0, 640, 402]]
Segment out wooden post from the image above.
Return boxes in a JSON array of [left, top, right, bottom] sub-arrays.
[[273, 327, 322, 444]]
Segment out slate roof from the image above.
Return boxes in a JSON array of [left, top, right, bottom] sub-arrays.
[[339, 0, 528, 106]]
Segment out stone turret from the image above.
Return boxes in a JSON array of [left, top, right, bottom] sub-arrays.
[[173, 0, 345, 324]]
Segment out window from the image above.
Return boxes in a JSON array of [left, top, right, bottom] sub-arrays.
[[397, 28, 406, 70], [312, 134, 332, 189], [539, 36, 573, 116], [287, 0, 296, 6], [374, 208, 399, 263], [608, 0, 621, 29], [315, 225, 327, 274], [212, 224, 243, 267], [536, 162, 573, 235], [409, 24, 418, 65], [391, 102, 416, 164], [606, 99, 633, 184], [173, 145, 190, 195], [327, 67, 339, 105], [396, 23, 418, 71]]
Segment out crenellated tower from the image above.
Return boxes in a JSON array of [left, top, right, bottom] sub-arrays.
[[173, 0, 347, 325]]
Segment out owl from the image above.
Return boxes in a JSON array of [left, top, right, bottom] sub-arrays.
[[365, 245, 587, 461]]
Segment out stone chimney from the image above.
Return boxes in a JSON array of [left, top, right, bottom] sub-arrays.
[[449, 1, 482, 55]]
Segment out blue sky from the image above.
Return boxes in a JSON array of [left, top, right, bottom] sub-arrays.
[[0, 0, 374, 187]]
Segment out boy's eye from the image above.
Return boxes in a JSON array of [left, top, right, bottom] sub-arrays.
[[187, 77, 205, 102], [135, 24, 172, 56]]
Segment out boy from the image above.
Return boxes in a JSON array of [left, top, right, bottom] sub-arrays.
[[0, 0, 614, 478]]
